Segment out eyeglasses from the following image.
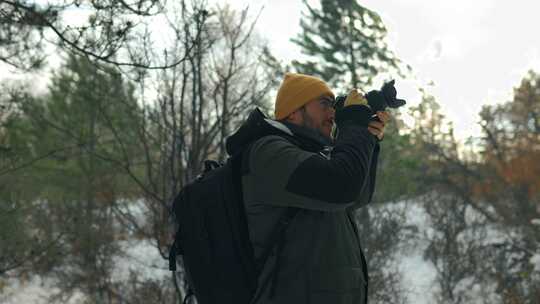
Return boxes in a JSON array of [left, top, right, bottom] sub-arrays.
[[319, 98, 335, 110]]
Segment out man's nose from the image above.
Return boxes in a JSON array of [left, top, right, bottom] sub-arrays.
[[328, 107, 335, 120]]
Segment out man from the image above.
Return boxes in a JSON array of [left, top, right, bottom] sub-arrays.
[[226, 73, 389, 304]]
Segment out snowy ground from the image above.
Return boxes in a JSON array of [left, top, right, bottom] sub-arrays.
[[2, 199, 537, 303], [1, 277, 85, 304], [2, 200, 440, 304], [392, 200, 438, 304], [1, 239, 170, 304]]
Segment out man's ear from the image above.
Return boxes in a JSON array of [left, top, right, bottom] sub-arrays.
[[285, 109, 301, 123]]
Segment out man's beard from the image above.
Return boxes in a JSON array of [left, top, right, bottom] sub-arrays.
[[300, 108, 333, 141]]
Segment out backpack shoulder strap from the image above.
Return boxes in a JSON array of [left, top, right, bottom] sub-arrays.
[[232, 141, 300, 299], [249, 208, 299, 303], [254, 208, 299, 271], [231, 141, 299, 271]]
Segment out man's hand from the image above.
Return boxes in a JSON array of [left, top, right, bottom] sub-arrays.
[[334, 89, 373, 130], [343, 88, 370, 108], [368, 111, 391, 141]]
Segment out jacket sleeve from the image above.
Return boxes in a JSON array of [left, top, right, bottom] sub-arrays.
[[350, 142, 379, 210], [248, 111, 379, 212]]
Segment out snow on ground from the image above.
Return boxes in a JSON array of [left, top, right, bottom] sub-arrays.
[[1, 276, 85, 304], [1, 200, 170, 304], [113, 238, 170, 283], [385, 199, 438, 304], [532, 253, 540, 273], [110, 199, 172, 283], [400, 253, 437, 304], [4, 199, 441, 304], [1, 238, 169, 304], [3, 198, 535, 303]]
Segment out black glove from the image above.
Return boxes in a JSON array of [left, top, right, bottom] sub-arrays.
[[365, 80, 406, 113], [335, 89, 373, 128]]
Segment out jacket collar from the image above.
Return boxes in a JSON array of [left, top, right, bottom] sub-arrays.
[[226, 108, 331, 155]]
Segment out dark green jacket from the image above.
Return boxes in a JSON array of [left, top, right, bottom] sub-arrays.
[[228, 107, 380, 304]]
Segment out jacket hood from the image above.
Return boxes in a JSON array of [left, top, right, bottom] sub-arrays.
[[225, 108, 331, 156]]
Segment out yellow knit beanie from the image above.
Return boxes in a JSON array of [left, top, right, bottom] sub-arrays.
[[274, 73, 334, 120]]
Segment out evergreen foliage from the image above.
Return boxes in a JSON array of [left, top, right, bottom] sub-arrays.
[[291, 0, 404, 90], [0, 54, 145, 301]]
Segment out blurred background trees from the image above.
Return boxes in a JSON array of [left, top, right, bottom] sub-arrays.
[[1, 0, 538, 303], [405, 72, 540, 303], [473, 71, 540, 303], [0, 0, 184, 70], [291, 0, 407, 90], [1, 0, 278, 302]]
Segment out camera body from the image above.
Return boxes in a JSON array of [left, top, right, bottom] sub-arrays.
[[334, 80, 406, 113]]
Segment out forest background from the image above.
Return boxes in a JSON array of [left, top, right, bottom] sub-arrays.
[[0, 0, 539, 303]]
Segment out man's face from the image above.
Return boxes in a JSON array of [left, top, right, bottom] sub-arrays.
[[298, 94, 336, 140]]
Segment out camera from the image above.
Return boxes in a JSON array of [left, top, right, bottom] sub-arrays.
[[334, 80, 406, 112]]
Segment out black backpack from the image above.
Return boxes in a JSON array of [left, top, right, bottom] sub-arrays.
[[169, 148, 298, 304]]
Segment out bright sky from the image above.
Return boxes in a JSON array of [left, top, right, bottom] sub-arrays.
[[227, 0, 540, 143], [4, 0, 539, 144]]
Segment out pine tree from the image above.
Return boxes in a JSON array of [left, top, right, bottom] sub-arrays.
[[0, 54, 144, 301], [292, 3, 416, 302], [34, 55, 144, 301], [474, 70, 540, 303], [291, 0, 404, 90], [476, 70, 540, 224]]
